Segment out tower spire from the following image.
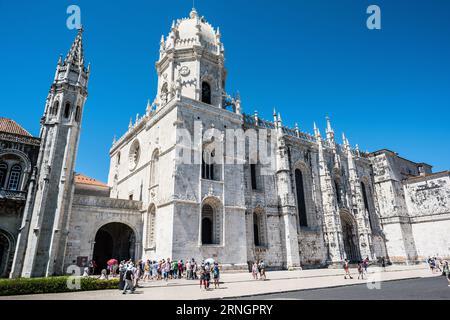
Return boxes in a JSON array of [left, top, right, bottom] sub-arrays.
[[64, 26, 85, 69]]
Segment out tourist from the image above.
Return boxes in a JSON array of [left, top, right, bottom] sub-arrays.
[[123, 265, 135, 294], [89, 259, 96, 275], [143, 260, 151, 282], [186, 259, 192, 280], [213, 262, 220, 289], [192, 259, 198, 280], [111, 262, 118, 278], [343, 259, 353, 279], [442, 261, 450, 287], [100, 269, 108, 280], [164, 259, 171, 281], [204, 262, 211, 289], [82, 267, 89, 277], [259, 260, 266, 280], [363, 256, 369, 275], [199, 263, 206, 290], [152, 260, 158, 280], [357, 261, 364, 280], [252, 261, 259, 280], [118, 261, 126, 290], [178, 260, 184, 279], [172, 259, 178, 279]]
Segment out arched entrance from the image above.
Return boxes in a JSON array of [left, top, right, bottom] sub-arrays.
[[340, 211, 360, 262], [0, 230, 14, 278], [92, 223, 136, 274]]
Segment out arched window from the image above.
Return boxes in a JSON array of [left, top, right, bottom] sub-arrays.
[[64, 102, 71, 119], [7, 164, 22, 191], [334, 180, 342, 206], [146, 205, 156, 248], [253, 212, 260, 246], [201, 204, 214, 245], [0, 163, 7, 189], [361, 182, 374, 230], [150, 150, 159, 187], [201, 81, 211, 104], [295, 169, 308, 227], [51, 101, 59, 116], [75, 106, 81, 122], [117, 152, 121, 165], [202, 148, 214, 180], [160, 83, 169, 105]]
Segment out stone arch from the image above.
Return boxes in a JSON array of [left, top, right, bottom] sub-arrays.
[[200, 196, 223, 245], [201, 80, 212, 104], [91, 222, 138, 274], [360, 176, 379, 234], [0, 228, 15, 278], [339, 209, 360, 262]]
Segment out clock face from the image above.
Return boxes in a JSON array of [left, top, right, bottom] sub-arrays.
[[179, 66, 190, 77]]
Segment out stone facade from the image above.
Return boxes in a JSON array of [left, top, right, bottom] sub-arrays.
[[1, 8, 449, 278]]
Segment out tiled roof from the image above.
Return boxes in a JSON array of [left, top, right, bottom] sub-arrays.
[[0, 117, 32, 137], [74, 173, 109, 188]]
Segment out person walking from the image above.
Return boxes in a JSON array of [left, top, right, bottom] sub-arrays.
[[252, 261, 259, 280], [357, 261, 364, 280], [213, 262, 220, 289], [163, 259, 170, 281], [259, 260, 266, 280], [199, 263, 206, 290], [192, 259, 198, 280], [204, 262, 211, 289], [344, 259, 353, 279], [363, 256, 369, 276], [143, 260, 151, 282], [186, 260, 191, 280], [123, 265, 135, 294], [442, 261, 450, 287]]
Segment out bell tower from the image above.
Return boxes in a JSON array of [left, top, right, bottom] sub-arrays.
[[11, 28, 90, 277], [155, 8, 227, 109]]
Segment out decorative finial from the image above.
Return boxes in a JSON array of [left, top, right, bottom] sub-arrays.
[[326, 115, 333, 133], [129, 117, 133, 129], [190, 7, 198, 19]]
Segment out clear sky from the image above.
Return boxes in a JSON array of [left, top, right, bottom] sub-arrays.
[[1, 0, 449, 182]]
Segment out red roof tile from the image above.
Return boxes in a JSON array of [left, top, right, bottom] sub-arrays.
[[74, 173, 109, 188], [0, 117, 32, 137]]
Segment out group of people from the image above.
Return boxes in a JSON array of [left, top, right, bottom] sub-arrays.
[[343, 256, 372, 280], [427, 255, 450, 286], [98, 258, 223, 294], [251, 260, 267, 280]]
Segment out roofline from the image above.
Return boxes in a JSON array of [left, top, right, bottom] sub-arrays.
[[369, 149, 433, 168]]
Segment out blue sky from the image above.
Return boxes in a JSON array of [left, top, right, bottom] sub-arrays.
[[1, 0, 449, 182]]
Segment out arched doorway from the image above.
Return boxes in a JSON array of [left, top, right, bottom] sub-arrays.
[[92, 223, 135, 274], [340, 212, 360, 263], [0, 230, 13, 278]]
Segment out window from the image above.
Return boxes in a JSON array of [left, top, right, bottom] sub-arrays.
[[129, 194, 134, 200], [201, 81, 211, 104], [202, 149, 214, 180], [51, 101, 59, 116], [75, 106, 81, 122], [295, 169, 308, 227], [253, 212, 260, 246], [0, 163, 7, 188], [201, 204, 214, 245], [160, 83, 169, 105], [150, 150, 159, 187], [7, 165, 22, 191], [250, 164, 257, 190], [335, 180, 342, 206], [361, 182, 374, 230], [117, 152, 121, 165], [64, 102, 71, 119]]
